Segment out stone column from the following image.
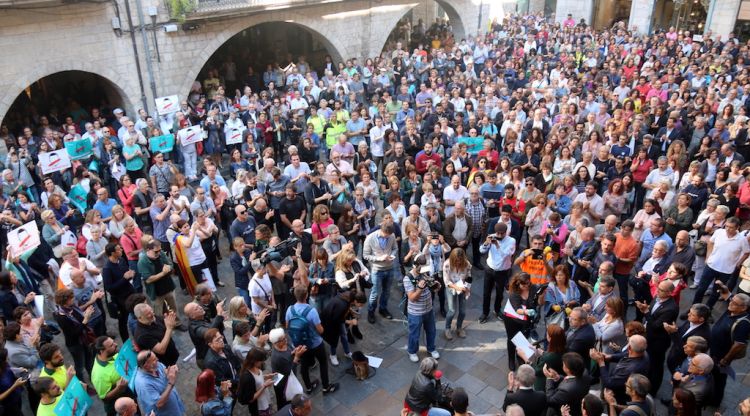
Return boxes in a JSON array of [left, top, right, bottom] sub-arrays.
[[706, 0, 741, 38], [628, 0, 655, 34], [554, 0, 594, 25]]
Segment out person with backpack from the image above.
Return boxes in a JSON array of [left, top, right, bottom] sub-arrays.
[[284, 285, 339, 395]]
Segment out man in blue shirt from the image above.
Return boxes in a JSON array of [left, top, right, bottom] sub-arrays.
[[93, 188, 118, 221], [345, 111, 367, 147], [285, 286, 339, 395], [132, 350, 184, 416]]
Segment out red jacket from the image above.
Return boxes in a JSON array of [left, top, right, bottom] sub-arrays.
[[414, 151, 442, 174]]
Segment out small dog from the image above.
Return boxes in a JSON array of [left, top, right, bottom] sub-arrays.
[[351, 351, 369, 380]]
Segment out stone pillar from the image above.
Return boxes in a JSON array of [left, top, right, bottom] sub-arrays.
[[555, 0, 593, 25], [529, 0, 546, 14], [628, 0, 655, 34], [706, 0, 741, 38], [411, 1, 439, 27]]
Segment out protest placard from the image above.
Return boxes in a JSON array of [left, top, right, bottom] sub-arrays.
[[64, 137, 93, 160], [155, 95, 179, 115], [149, 134, 175, 153], [39, 151, 71, 175], [115, 339, 138, 382], [54, 376, 92, 416], [7, 221, 40, 257], [178, 125, 202, 146]]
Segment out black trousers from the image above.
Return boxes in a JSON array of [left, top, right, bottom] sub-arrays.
[[647, 341, 670, 396], [482, 268, 510, 317], [300, 343, 330, 388]]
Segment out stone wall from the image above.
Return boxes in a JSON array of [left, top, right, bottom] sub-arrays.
[[554, 0, 594, 24], [707, 0, 741, 38], [0, 0, 481, 124]]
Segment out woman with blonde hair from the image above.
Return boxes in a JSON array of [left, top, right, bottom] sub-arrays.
[[334, 248, 369, 291], [310, 204, 334, 245], [442, 248, 471, 340], [108, 204, 131, 239]]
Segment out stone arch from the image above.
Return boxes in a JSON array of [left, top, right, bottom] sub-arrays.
[[371, 0, 471, 56], [0, 65, 136, 128], [178, 14, 345, 100], [434, 0, 468, 40]]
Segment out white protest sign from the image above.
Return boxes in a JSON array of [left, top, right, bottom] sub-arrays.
[[178, 125, 203, 147], [8, 221, 41, 257], [39, 150, 72, 175], [225, 127, 245, 145], [155, 95, 179, 115]]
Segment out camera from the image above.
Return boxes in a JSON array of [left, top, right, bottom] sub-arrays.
[[416, 272, 441, 291], [259, 237, 300, 266]]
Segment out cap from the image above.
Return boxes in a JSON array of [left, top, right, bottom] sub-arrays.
[[113, 108, 124, 114], [269, 328, 285, 344]]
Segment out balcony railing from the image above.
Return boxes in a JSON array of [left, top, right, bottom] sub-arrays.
[[167, 0, 335, 19]]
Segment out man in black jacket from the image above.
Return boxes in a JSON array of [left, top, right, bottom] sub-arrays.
[[404, 357, 450, 415], [665, 303, 711, 373], [185, 300, 225, 369], [203, 327, 241, 392], [566, 307, 596, 365], [544, 352, 591, 416], [591, 334, 650, 404], [503, 364, 547, 416], [636, 280, 679, 395]]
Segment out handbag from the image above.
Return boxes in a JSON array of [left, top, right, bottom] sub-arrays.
[[693, 240, 707, 257]]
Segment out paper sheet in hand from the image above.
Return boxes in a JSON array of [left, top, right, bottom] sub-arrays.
[[503, 301, 527, 320], [273, 373, 284, 386], [365, 355, 383, 368], [511, 332, 536, 360], [34, 295, 44, 317]]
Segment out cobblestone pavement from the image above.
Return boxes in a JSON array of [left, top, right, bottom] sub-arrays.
[[46, 247, 749, 416]]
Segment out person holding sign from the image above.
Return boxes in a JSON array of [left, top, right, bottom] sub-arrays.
[[91, 336, 133, 416], [33, 378, 63, 416]]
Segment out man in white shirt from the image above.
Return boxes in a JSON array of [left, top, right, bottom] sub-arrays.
[[283, 154, 311, 195], [693, 217, 750, 308], [443, 175, 470, 217], [573, 181, 604, 224], [478, 222, 515, 323], [369, 116, 386, 165]]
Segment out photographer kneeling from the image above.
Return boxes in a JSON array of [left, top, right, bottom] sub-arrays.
[[404, 357, 451, 416], [404, 254, 441, 363]]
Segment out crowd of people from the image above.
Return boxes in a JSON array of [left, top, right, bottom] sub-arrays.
[[2, 9, 750, 416]]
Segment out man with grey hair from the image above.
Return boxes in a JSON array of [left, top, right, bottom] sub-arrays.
[[132, 349, 184, 416], [582, 274, 616, 321], [505, 404, 525, 416], [274, 393, 312, 416], [503, 364, 546, 416], [133, 303, 179, 366], [114, 397, 138, 416], [604, 374, 651, 415], [636, 280, 679, 396], [673, 353, 713, 406], [404, 357, 450, 415], [591, 334, 649, 404], [443, 200, 472, 251], [665, 303, 711, 373], [566, 307, 596, 365]]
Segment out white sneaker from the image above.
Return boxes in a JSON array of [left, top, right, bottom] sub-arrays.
[[345, 352, 353, 359], [330, 355, 339, 366], [409, 353, 419, 362], [430, 350, 440, 360]]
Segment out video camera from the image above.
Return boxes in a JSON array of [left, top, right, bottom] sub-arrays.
[[259, 236, 300, 266]]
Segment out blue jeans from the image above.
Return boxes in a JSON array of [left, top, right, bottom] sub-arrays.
[[237, 288, 251, 310], [407, 310, 436, 354], [368, 268, 393, 313], [692, 265, 732, 308], [445, 292, 466, 330], [127, 259, 142, 292]]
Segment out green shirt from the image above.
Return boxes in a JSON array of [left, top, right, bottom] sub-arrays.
[[91, 356, 121, 400], [40, 365, 68, 390], [36, 396, 61, 416]]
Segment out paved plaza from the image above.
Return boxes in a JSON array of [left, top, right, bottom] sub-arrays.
[[46, 251, 750, 416]]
